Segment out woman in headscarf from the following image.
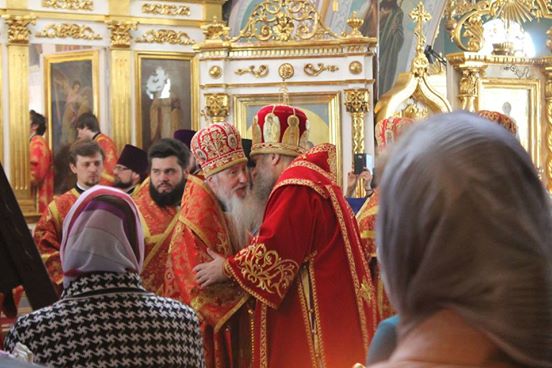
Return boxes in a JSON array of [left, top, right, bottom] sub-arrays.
[[4, 186, 205, 368], [372, 111, 552, 367]]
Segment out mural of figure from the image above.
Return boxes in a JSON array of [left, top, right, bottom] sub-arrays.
[[362, 0, 405, 97], [147, 67, 183, 144], [54, 79, 91, 147]]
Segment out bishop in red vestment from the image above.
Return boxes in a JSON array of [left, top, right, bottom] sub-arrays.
[[195, 105, 377, 367], [165, 123, 252, 368]]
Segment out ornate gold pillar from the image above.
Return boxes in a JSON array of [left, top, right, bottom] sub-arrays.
[[447, 54, 487, 113], [4, 15, 36, 214], [204, 93, 229, 123], [344, 88, 370, 197], [106, 21, 136, 151], [543, 62, 552, 191]]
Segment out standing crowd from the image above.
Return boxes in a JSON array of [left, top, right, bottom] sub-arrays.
[[2, 105, 551, 367]]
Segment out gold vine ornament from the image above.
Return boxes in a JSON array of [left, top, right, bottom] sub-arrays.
[[304, 63, 339, 77], [235, 65, 269, 78], [142, 3, 191, 16], [42, 0, 93, 11], [135, 30, 195, 45], [36, 24, 102, 40]]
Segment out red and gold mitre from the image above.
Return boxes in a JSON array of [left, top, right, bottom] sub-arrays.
[[190, 122, 247, 177], [477, 110, 518, 136], [251, 104, 309, 157], [375, 116, 415, 151]]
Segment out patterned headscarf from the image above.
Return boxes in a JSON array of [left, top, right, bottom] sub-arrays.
[[377, 111, 552, 366], [60, 186, 144, 287]]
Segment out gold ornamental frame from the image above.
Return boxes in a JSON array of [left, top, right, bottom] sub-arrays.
[[480, 77, 542, 171], [44, 49, 100, 152], [233, 92, 342, 183], [135, 51, 198, 150]]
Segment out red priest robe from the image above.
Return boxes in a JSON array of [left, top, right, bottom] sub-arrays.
[[30, 134, 54, 214], [33, 189, 80, 287], [165, 175, 250, 368], [133, 178, 179, 294], [225, 144, 377, 368], [94, 133, 118, 186], [356, 190, 394, 323]]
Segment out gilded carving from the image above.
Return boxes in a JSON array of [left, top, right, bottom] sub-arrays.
[[36, 23, 102, 40], [41, 0, 93, 11], [2, 15, 37, 44], [201, 16, 229, 41], [235, 65, 269, 78], [409, 2, 431, 76], [345, 88, 370, 197], [401, 101, 429, 119], [232, 0, 339, 42], [349, 61, 362, 75], [142, 3, 191, 16], [458, 68, 483, 112], [304, 63, 339, 77], [135, 30, 195, 45], [278, 63, 294, 80], [544, 67, 552, 191], [106, 21, 137, 48], [204, 93, 229, 123], [343, 11, 365, 38], [446, 0, 549, 52], [209, 65, 222, 79]]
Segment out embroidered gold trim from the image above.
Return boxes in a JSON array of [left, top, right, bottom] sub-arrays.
[[309, 258, 327, 367], [273, 178, 327, 199], [288, 160, 335, 183], [260, 303, 268, 368], [226, 259, 278, 309], [233, 243, 298, 299], [297, 267, 317, 365], [328, 188, 372, 348], [143, 214, 178, 269]]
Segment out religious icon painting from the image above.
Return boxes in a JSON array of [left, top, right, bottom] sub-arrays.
[[44, 50, 99, 194], [136, 52, 196, 152]]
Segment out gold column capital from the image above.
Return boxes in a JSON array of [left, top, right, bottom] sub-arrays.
[[344, 88, 370, 113], [200, 16, 229, 42], [448, 59, 487, 113], [2, 15, 37, 44], [105, 20, 137, 48], [204, 93, 229, 124]]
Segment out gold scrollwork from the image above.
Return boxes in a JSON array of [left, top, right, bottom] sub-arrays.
[[235, 65, 269, 78], [201, 16, 230, 41], [142, 3, 191, 16], [446, 0, 549, 52], [349, 61, 362, 75], [232, 0, 339, 42], [233, 243, 299, 298], [304, 63, 339, 77], [35, 23, 102, 40], [278, 63, 294, 80], [41, 0, 93, 10], [105, 20, 137, 48], [204, 93, 229, 123], [209, 65, 222, 79], [135, 29, 195, 45], [2, 15, 37, 44]]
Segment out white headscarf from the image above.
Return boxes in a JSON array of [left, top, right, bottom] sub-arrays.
[[60, 186, 144, 287], [377, 111, 552, 366]]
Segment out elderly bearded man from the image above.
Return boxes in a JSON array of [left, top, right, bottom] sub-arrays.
[[194, 104, 377, 368], [134, 138, 190, 293], [165, 122, 268, 368]]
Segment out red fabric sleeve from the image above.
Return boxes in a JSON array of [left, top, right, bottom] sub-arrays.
[[33, 203, 63, 286]]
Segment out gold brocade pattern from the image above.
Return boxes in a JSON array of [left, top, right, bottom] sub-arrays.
[[234, 243, 299, 299], [273, 178, 327, 199]]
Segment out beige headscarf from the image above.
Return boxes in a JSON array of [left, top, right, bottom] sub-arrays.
[[377, 111, 552, 366]]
